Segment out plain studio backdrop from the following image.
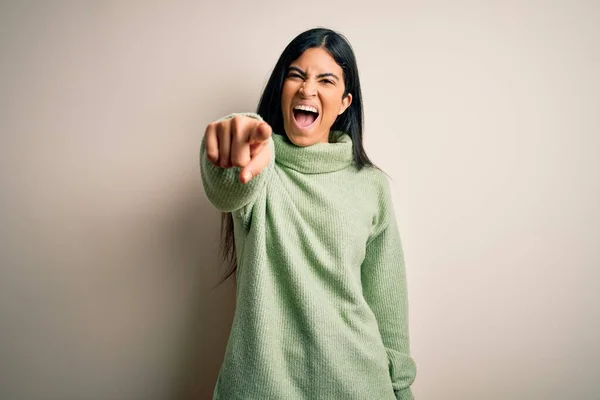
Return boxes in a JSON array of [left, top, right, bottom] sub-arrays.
[[1, 1, 598, 399]]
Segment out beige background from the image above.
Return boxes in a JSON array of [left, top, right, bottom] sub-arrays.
[[1, 1, 599, 399]]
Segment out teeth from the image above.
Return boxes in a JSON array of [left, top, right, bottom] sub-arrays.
[[294, 104, 318, 114]]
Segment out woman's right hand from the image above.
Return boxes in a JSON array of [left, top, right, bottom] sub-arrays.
[[204, 115, 273, 184]]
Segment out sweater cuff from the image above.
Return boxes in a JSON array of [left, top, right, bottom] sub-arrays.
[[395, 388, 414, 400]]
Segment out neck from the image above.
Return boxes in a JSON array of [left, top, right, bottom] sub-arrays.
[[273, 131, 354, 174]]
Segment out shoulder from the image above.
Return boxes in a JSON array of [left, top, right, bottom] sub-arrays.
[[355, 166, 393, 203], [355, 167, 399, 238], [216, 112, 264, 122]]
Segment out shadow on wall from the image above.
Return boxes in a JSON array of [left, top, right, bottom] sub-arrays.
[[167, 174, 237, 400], [158, 97, 257, 400]]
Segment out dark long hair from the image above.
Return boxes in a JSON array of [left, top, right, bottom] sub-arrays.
[[218, 28, 375, 283]]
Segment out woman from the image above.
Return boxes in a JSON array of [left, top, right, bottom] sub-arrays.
[[200, 28, 416, 400]]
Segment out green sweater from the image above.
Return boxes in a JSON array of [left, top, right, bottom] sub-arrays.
[[200, 113, 416, 400]]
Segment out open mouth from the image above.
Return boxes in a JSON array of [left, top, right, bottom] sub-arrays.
[[292, 105, 319, 129]]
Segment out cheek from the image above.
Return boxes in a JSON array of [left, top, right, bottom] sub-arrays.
[[281, 84, 296, 108], [321, 94, 342, 120], [281, 86, 290, 104]]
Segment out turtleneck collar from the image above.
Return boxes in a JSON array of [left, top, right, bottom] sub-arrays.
[[272, 131, 354, 174]]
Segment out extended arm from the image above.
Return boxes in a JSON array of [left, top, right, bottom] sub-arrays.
[[199, 113, 274, 212]]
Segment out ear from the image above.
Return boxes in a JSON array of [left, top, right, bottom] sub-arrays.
[[338, 93, 353, 115]]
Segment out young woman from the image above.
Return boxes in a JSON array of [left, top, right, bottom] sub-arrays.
[[201, 28, 416, 400]]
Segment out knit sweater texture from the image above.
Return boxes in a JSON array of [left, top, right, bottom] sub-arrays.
[[200, 113, 416, 400]]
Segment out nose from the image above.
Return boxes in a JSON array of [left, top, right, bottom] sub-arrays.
[[299, 79, 317, 97]]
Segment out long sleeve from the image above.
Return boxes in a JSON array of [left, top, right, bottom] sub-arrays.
[[199, 113, 275, 212], [361, 182, 417, 400]]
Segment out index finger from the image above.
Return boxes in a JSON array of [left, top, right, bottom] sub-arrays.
[[248, 121, 272, 144]]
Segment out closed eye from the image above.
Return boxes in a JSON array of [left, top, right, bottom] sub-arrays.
[[287, 73, 304, 80], [321, 79, 334, 85]]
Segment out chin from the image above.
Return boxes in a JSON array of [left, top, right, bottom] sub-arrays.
[[284, 121, 329, 147], [286, 133, 317, 147], [284, 126, 328, 147]]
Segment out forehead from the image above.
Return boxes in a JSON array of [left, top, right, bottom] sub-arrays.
[[289, 47, 343, 74]]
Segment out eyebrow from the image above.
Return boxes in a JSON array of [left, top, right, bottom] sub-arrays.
[[287, 66, 340, 81]]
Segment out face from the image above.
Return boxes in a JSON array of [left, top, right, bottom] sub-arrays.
[[281, 47, 352, 146]]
